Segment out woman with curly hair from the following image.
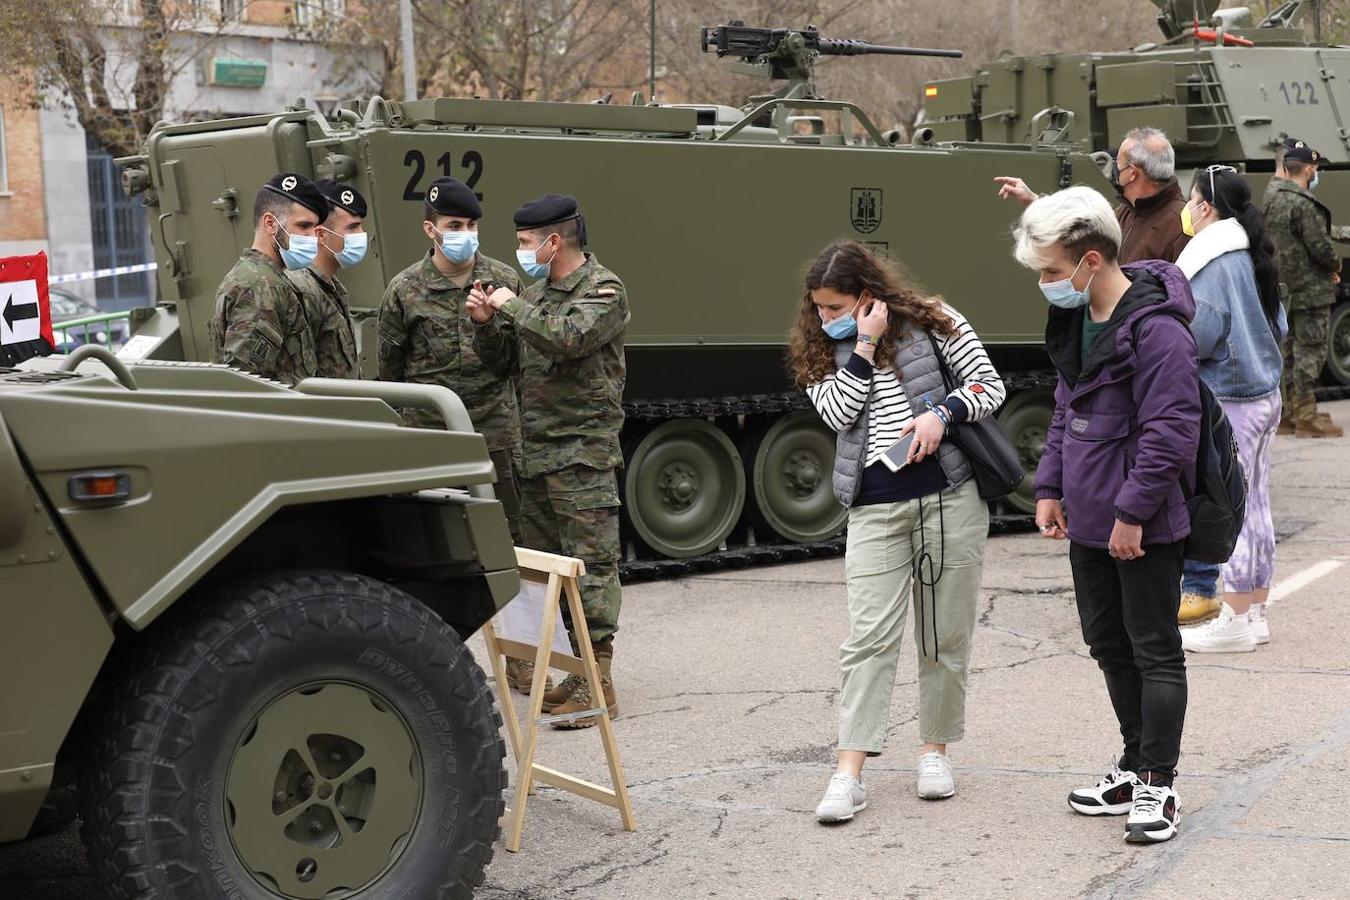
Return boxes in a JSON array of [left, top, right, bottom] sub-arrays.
[[790, 240, 1006, 822]]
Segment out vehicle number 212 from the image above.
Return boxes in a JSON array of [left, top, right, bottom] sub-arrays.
[[402, 149, 484, 201], [1278, 80, 1320, 106]]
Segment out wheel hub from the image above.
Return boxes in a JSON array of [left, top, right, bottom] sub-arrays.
[[658, 462, 700, 511], [226, 682, 421, 899], [783, 450, 822, 497]]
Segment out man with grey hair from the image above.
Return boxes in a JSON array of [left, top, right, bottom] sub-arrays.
[[994, 127, 1190, 263]]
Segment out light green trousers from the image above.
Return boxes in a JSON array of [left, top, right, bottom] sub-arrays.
[[837, 478, 988, 755]]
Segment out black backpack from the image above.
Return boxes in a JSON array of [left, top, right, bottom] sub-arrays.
[[1184, 379, 1248, 564]]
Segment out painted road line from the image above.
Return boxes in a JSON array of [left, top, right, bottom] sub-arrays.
[[1268, 559, 1346, 605]]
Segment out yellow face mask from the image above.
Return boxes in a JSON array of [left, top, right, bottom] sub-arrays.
[[1181, 201, 1198, 238]]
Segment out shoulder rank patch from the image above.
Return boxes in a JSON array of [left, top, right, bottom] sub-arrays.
[[594, 287, 617, 297]]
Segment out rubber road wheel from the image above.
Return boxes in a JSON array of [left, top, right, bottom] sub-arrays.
[[76, 570, 506, 900], [1324, 301, 1350, 386], [742, 411, 846, 544], [997, 390, 1055, 515]]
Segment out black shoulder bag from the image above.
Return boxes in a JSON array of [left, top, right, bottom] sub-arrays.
[[926, 333, 1025, 500]]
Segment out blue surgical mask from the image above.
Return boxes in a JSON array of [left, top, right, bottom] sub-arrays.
[[1310, 170, 1320, 190], [437, 228, 479, 264], [820, 298, 862, 340], [517, 234, 558, 279], [1039, 257, 1094, 309], [335, 232, 368, 268], [274, 227, 319, 271]]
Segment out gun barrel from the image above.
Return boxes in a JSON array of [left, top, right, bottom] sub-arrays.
[[816, 39, 963, 59]]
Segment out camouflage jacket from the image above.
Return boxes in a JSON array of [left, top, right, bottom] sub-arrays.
[[287, 266, 359, 378], [210, 249, 318, 386], [1262, 177, 1340, 311], [472, 254, 628, 478], [377, 251, 522, 448]]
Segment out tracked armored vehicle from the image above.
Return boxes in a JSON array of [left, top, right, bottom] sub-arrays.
[[0, 347, 516, 898]]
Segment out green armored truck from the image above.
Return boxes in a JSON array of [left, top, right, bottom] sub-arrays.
[[0, 347, 517, 899]]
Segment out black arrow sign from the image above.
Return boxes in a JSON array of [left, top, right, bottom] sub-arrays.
[[2, 289, 39, 330]]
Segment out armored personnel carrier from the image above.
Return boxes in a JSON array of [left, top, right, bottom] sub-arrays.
[[923, 0, 1350, 385], [118, 23, 1112, 577], [0, 347, 516, 898]]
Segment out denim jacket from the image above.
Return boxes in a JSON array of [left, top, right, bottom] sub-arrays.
[[1176, 218, 1288, 401]]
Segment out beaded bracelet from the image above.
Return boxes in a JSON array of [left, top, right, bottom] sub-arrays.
[[855, 334, 879, 346]]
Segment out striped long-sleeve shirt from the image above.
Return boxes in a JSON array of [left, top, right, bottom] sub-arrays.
[[806, 304, 1006, 466]]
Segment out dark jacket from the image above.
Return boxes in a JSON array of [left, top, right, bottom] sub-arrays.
[[1262, 177, 1341, 311], [1117, 179, 1190, 264], [1034, 261, 1201, 549]]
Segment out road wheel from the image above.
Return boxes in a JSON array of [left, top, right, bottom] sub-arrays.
[[997, 390, 1055, 514], [1324, 301, 1350, 386], [622, 418, 745, 558], [77, 570, 506, 900], [741, 411, 846, 543]]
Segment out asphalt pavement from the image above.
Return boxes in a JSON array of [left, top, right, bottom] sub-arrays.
[[4, 400, 1348, 899]]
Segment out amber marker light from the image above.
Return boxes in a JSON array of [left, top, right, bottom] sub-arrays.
[[925, 85, 938, 98], [68, 472, 131, 503]]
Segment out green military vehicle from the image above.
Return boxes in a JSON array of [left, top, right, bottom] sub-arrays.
[[923, 0, 1350, 385], [116, 23, 1109, 577], [0, 346, 517, 898]]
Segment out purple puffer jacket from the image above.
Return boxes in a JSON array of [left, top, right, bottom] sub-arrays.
[[1034, 261, 1201, 549]]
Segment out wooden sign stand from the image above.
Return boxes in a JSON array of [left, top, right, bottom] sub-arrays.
[[481, 547, 636, 852]]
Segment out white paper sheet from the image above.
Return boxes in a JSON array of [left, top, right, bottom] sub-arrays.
[[494, 578, 575, 658]]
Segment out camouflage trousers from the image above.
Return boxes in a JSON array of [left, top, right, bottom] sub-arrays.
[[518, 464, 622, 646], [488, 447, 523, 545], [1281, 305, 1331, 424]]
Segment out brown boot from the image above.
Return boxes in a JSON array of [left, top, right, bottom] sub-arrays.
[[550, 655, 619, 729], [1295, 416, 1345, 438], [504, 658, 554, 695], [541, 673, 584, 713], [1178, 592, 1220, 625]]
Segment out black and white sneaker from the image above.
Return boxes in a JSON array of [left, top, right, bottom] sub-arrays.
[[1068, 764, 1137, 816], [1125, 778, 1180, 843]]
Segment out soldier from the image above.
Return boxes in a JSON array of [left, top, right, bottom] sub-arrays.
[[211, 173, 326, 385], [468, 194, 628, 728], [1263, 138, 1343, 438], [287, 180, 366, 378]]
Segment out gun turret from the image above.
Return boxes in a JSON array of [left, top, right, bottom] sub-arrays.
[[700, 21, 962, 99]]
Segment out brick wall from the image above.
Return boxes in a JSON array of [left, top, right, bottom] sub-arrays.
[[0, 77, 47, 246]]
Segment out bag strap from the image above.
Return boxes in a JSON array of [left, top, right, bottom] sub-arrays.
[[925, 331, 956, 394]]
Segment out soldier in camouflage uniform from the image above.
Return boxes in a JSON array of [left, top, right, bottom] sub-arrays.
[[287, 180, 365, 378], [469, 194, 629, 727], [378, 177, 525, 540], [1263, 139, 1344, 438], [211, 173, 327, 385]]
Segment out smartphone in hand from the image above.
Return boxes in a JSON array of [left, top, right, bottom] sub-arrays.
[[879, 433, 916, 473]]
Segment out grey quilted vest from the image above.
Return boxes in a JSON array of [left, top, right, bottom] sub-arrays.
[[829, 327, 972, 507]]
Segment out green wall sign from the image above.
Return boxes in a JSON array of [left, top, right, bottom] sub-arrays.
[[208, 58, 267, 89]]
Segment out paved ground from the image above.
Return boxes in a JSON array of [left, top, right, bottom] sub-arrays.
[[3, 400, 1348, 899]]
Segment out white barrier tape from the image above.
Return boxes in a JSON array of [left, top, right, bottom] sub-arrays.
[[48, 262, 158, 286]]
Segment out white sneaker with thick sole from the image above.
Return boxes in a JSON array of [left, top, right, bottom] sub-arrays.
[[1125, 779, 1180, 843], [1181, 603, 1256, 653], [1249, 605, 1270, 645], [917, 751, 956, 800], [815, 773, 867, 823], [1068, 763, 1137, 815]]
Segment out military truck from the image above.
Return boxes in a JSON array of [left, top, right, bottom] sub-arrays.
[[115, 24, 1110, 578], [0, 346, 517, 898], [923, 0, 1350, 385]]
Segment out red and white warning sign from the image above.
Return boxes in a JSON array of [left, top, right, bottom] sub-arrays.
[[0, 252, 55, 352]]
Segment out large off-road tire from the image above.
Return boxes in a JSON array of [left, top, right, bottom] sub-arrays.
[[76, 570, 506, 900]]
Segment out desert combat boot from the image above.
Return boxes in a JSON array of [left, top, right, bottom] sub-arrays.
[[550, 654, 619, 729]]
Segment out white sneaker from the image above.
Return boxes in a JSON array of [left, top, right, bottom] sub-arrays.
[[916, 751, 956, 800], [815, 773, 866, 823], [1249, 604, 1270, 645], [1125, 778, 1180, 843], [1181, 603, 1256, 653], [1068, 763, 1137, 816]]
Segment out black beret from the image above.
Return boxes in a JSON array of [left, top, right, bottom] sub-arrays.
[[262, 172, 328, 220], [513, 193, 581, 230], [1282, 138, 1322, 164], [315, 179, 367, 218], [425, 177, 481, 219]]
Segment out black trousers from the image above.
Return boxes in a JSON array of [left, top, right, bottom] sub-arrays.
[[1069, 541, 1187, 784]]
